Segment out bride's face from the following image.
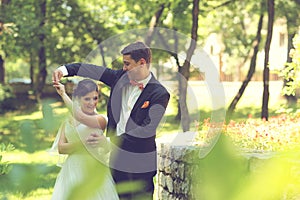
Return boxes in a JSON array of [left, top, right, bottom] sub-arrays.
[[79, 91, 99, 115]]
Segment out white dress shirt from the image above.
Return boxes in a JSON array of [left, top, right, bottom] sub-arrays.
[[116, 74, 151, 136], [58, 66, 68, 76]]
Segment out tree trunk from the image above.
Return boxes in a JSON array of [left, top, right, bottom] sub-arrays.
[[261, 0, 274, 120], [99, 44, 106, 67], [155, 30, 182, 121], [29, 51, 35, 88], [227, 2, 264, 120], [152, 6, 197, 131], [0, 55, 4, 84], [144, 3, 166, 81], [36, 0, 47, 100], [145, 3, 166, 46], [177, 0, 199, 132], [0, 0, 11, 84]]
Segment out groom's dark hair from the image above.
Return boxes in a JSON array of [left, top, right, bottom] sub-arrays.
[[121, 41, 152, 65]]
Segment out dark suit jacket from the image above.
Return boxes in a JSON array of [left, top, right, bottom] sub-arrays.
[[65, 63, 170, 177]]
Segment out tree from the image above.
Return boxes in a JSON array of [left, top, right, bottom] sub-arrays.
[[1, 0, 114, 96], [0, 0, 11, 84], [280, 34, 300, 97], [261, 0, 274, 120], [211, 1, 263, 80], [276, 0, 300, 105], [0, 55, 4, 84], [145, 3, 167, 46], [35, 0, 47, 100], [177, 0, 199, 131], [227, 1, 265, 119], [154, 0, 199, 131]]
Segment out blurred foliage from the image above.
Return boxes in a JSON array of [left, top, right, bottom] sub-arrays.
[[0, 162, 59, 199], [280, 34, 300, 96], [0, 84, 17, 113], [0, 84, 13, 102], [195, 135, 250, 199], [194, 130, 300, 199], [0, 143, 14, 176]]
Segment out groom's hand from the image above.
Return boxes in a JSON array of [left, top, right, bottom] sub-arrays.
[[52, 69, 64, 83], [86, 133, 107, 148]]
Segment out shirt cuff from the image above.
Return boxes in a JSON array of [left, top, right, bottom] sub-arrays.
[[58, 65, 68, 76]]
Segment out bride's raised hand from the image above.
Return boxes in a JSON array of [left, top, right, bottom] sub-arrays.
[[53, 82, 66, 96]]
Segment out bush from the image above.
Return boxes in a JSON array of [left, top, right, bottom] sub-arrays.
[[0, 143, 14, 176], [280, 34, 300, 96], [0, 84, 13, 102], [0, 84, 16, 113]]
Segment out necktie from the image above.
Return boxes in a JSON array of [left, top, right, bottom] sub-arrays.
[[130, 80, 144, 90]]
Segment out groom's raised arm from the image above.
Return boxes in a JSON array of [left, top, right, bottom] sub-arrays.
[[65, 63, 106, 81], [53, 62, 105, 82], [53, 62, 119, 87]]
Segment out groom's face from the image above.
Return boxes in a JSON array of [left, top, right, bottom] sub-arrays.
[[122, 54, 144, 80]]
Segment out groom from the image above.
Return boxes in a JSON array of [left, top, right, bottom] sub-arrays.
[[52, 41, 170, 200]]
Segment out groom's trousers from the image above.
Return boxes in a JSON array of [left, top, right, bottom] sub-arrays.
[[111, 168, 155, 200]]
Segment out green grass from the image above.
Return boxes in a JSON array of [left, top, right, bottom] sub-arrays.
[[0, 98, 66, 200]]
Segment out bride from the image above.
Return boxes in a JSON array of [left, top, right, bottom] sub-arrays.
[[50, 79, 119, 200]]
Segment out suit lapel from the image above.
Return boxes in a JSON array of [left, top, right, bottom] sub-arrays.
[[131, 75, 157, 113], [110, 73, 130, 123]]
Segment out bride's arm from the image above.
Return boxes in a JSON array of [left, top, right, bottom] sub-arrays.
[[73, 109, 106, 130], [57, 126, 82, 154], [53, 82, 106, 130]]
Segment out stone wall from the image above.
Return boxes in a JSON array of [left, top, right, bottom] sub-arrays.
[[157, 143, 300, 200], [157, 143, 201, 200]]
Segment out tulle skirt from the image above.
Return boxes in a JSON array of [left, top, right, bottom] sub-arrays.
[[51, 153, 119, 200]]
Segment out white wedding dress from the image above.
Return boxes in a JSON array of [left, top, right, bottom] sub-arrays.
[[50, 118, 119, 200]]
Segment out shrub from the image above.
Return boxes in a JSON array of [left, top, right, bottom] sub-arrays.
[[0, 143, 14, 176], [280, 34, 300, 96], [0, 84, 16, 113], [0, 84, 13, 102]]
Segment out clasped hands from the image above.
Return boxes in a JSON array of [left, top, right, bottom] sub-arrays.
[[86, 133, 109, 150]]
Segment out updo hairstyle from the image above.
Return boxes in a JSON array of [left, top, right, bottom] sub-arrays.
[[72, 79, 99, 99]]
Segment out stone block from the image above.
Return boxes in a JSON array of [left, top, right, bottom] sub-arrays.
[[164, 158, 173, 174], [166, 175, 174, 193]]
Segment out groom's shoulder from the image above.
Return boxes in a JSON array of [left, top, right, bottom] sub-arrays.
[[150, 80, 169, 95]]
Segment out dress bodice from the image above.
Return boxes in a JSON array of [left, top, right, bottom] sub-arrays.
[[64, 120, 104, 144]]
